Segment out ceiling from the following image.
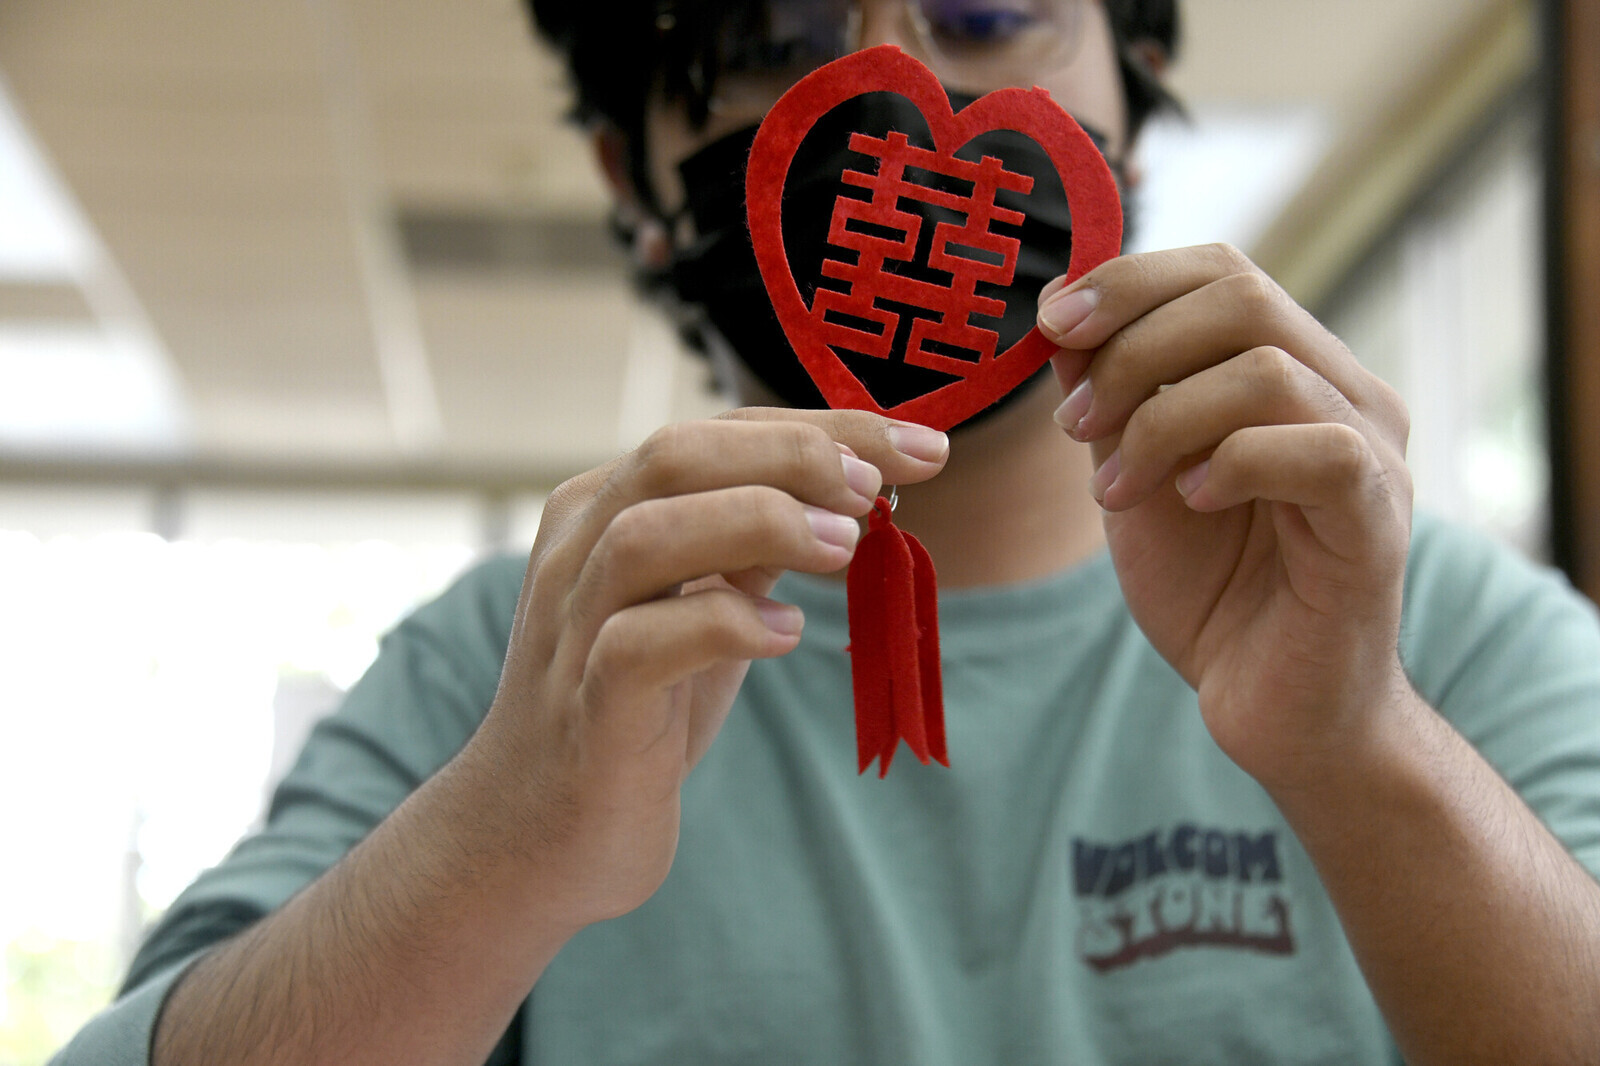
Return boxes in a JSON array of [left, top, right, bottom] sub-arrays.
[[0, 0, 1517, 484]]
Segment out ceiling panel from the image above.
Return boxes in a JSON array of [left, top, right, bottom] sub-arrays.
[[18, 99, 336, 191], [416, 275, 635, 464], [0, 281, 94, 322], [153, 296, 378, 394], [352, 0, 605, 214], [0, 1, 325, 82]]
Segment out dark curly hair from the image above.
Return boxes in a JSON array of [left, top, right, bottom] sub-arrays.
[[526, 1, 1181, 215]]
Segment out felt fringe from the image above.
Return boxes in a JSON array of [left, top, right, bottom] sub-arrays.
[[846, 496, 947, 777]]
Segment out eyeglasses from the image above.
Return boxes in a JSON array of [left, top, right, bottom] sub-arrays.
[[674, 0, 1090, 114]]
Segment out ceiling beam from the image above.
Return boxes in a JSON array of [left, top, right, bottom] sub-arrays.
[[1253, 0, 1536, 310], [304, 0, 444, 453], [0, 280, 94, 322], [0, 451, 576, 495]]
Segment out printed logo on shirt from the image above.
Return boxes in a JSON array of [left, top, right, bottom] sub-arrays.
[[1071, 824, 1295, 972]]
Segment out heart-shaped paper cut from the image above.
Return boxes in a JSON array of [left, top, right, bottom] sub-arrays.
[[746, 45, 1122, 431]]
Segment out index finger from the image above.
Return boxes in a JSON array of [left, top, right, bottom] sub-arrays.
[[1036, 243, 1267, 351], [538, 407, 947, 549], [720, 407, 950, 485]]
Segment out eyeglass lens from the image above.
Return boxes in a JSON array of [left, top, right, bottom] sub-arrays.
[[711, 0, 1085, 110]]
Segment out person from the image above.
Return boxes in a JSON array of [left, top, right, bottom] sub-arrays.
[[52, 2, 1600, 1064]]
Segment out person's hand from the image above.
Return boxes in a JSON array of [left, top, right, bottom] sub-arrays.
[[1037, 244, 1413, 791], [469, 408, 948, 931]]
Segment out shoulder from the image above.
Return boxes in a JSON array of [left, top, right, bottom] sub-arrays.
[[387, 552, 528, 669], [1403, 513, 1581, 616], [1400, 511, 1600, 730], [1401, 513, 1597, 659], [410, 551, 527, 629], [1402, 518, 1600, 879], [313, 551, 528, 753]]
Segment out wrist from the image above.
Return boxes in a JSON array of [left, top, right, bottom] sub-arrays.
[[441, 724, 596, 939], [1250, 672, 1435, 822], [1212, 646, 1420, 793], [454, 706, 677, 933]]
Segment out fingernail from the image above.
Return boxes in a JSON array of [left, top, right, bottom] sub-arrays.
[[1036, 274, 1069, 307], [1053, 375, 1094, 437], [1176, 460, 1210, 498], [1039, 286, 1099, 339], [841, 453, 881, 502], [887, 424, 949, 463], [756, 598, 804, 636], [1088, 449, 1121, 502], [805, 506, 860, 550]]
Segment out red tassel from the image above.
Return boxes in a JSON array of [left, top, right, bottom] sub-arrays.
[[846, 496, 947, 777], [906, 533, 947, 767]]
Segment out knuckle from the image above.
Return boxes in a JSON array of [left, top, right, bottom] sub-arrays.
[[832, 410, 891, 456], [589, 612, 644, 679], [783, 422, 839, 482], [703, 594, 755, 649], [1317, 423, 1371, 478], [545, 474, 588, 516], [630, 422, 697, 495], [635, 421, 683, 463], [1207, 242, 1254, 275], [1245, 345, 1299, 395], [1121, 397, 1170, 461], [1211, 430, 1251, 472], [721, 483, 798, 549], [1225, 269, 1280, 318], [535, 478, 592, 555], [1253, 346, 1346, 422], [601, 500, 667, 571], [746, 484, 802, 540]]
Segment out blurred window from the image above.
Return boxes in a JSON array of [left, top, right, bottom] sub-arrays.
[[1322, 88, 1547, 558], [0, 486, 502, 1064]]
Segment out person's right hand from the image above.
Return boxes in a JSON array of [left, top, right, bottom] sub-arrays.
[[468, 407, 949, 932]]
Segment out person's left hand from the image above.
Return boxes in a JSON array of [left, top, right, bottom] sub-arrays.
[[1036, 244, 1414, 791]]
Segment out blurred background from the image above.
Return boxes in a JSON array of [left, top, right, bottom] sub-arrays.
[[0, 0, 1595, 1061]]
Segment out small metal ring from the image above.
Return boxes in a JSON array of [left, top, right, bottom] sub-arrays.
[[887, 485, 899, 512]]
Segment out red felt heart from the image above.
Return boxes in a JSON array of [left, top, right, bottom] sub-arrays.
[[746, 45, 1123, 431]]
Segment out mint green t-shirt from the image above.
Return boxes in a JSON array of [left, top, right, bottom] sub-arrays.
[[53, 516, 1600, 1065]]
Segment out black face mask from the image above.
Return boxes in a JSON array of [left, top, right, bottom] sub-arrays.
[[655, 89, 1128, 429]]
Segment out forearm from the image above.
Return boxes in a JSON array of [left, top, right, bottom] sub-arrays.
[[1269, 686, 1600, 1065], [152, 737, 577, 1066]]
